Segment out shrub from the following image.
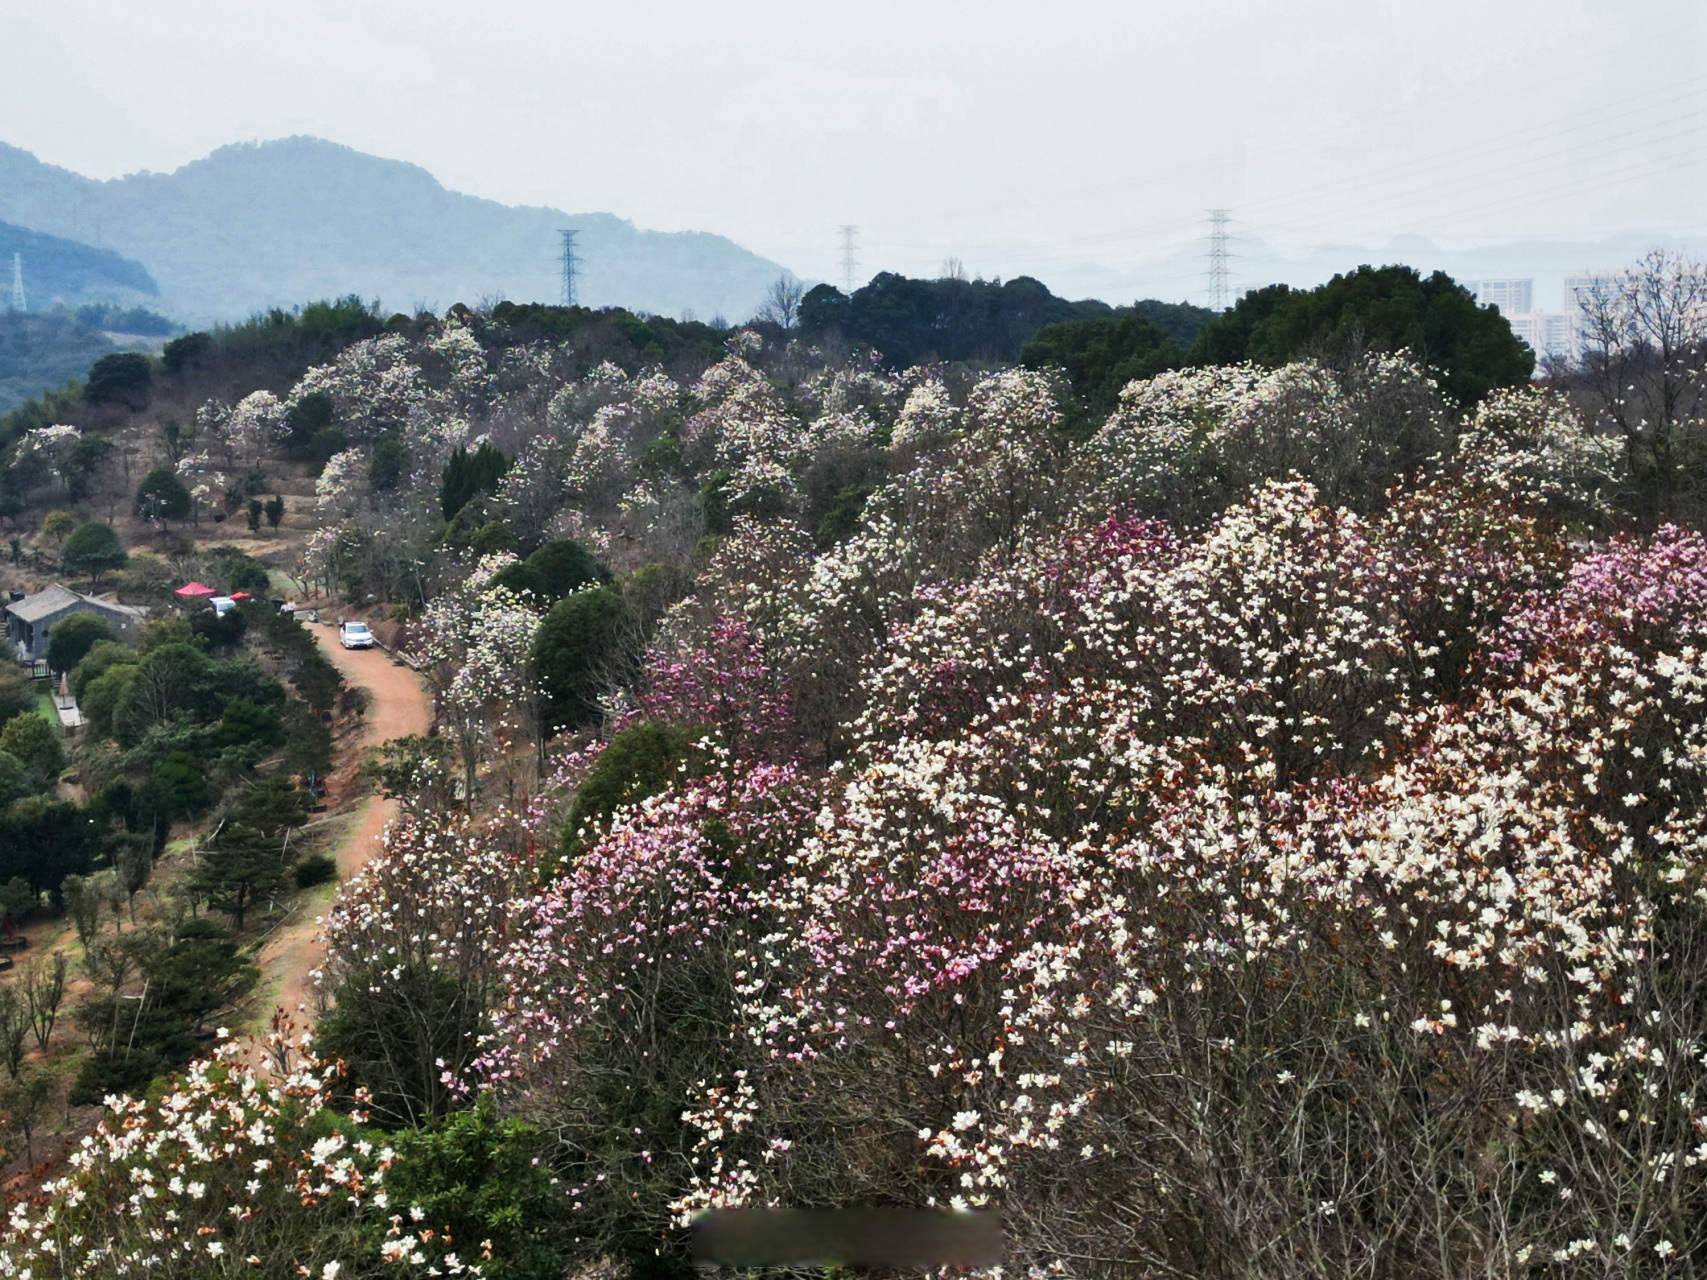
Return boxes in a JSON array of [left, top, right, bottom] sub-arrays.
[[0, 714, 64, 788], [0, 664, 35, 725], [560, 721, 700, 856], [134, 466, 191, 523], [46, 611, 116, 673], [533, 586, 631, 730], [292, 852, 338, 889]]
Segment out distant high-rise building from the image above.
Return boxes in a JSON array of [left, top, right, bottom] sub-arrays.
[[1469, 279, 1533, 315], [1564, 272, 1618, 318], [1508, 311, 1576, 361], [8, 253, 22, 313], [1459, 276, 1615, 367]]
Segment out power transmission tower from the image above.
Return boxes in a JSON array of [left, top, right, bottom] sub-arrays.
[[559, 229, 581, 307], [8, 254, 23, 313], [838, 225, 859, 294], [1206, 210, 1231, 312]]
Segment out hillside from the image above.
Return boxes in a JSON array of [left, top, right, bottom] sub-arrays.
[[0, 219, 171, 411], [0, 137, 795, 324], [3, 264, 1702, 1275], [0, 220, 160, 311]]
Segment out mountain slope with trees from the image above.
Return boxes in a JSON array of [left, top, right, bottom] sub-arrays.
[[0, 220, 160, 311], [0, 137, 795, 323], [9, 252, 1707, 1279]]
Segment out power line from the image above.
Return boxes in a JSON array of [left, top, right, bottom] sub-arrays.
[[559, 229, 581, 307], [838, 225, 860, 293], [874, 75, 1707, 272], [883, 75, 1707, 245]]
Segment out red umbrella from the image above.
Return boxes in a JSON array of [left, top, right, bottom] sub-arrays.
[[229, 591, 252, 601], [173, 581, 217, 598]]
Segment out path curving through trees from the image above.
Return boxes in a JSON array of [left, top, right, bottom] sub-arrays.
[[249, 623, 431, 1046]]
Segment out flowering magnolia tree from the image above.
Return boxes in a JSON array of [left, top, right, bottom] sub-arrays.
[[8, 423, 82, 498], [0, 1030, 476, 1279], [417, 555, 543, 800], [317, 810, 537, 1126]]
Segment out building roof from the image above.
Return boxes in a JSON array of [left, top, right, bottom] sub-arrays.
[[5, 583, 146, 625]]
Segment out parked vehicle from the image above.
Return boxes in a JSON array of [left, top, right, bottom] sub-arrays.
[[210, 596, 238, 618], [339, 619, 375, 649]]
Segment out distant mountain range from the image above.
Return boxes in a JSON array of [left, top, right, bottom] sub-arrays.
[[0, 137, 795, 324]]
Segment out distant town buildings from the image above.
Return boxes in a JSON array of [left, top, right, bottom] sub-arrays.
[[1505, 310, 1576, 360], [1470, 278, 1532, 317], [1468, 276, 1616, 365]]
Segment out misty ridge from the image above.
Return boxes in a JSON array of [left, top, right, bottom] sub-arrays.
[[0, 136, 792, 323]]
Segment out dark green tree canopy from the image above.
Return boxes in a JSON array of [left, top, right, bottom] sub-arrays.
[[369, 436, 408, 491], [532, 586, 631, 731], [63, 434, 116, 501], [0, 796, 95, 900], [801, 272, 1117, 367], [489, 538, 608, 604], [83, 352, 152, 410], [0, 666, 33, 726], [147, 750, 209, 817], [561, 722, 700, 857], [440, 442, 509, 522], [0, 750, 33, 808], [160, 331, 214, 377], [60, 521, 128, 586], [213, 698, 285, 750], [283, 391, 335, 456], [134, 467, 191, 523], [1187, 265, 1534, 404], [46, 611, 115, 674], [1021, 312, 1188, 429], [0, 714, 64, 789], [71, 640, 135, 701], [191, 821, 282, 931]]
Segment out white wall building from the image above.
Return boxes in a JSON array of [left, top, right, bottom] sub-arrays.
[[1508, 311, 1577, 361], [1469, 278, 1534, 316]]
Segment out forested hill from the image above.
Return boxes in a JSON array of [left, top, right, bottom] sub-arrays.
[[0, 137, 793, 323], [800, 272, 1217, 368], [0, 220, 160, 310]]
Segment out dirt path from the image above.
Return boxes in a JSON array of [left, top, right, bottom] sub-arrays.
[[249, 624, 431, 1039]]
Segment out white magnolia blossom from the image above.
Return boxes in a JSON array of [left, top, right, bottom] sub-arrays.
[[315, 448, 366, 515], [419, 553, 543, 797], [10, 422, 81, 476]]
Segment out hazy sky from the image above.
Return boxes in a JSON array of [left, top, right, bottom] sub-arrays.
[[2, 0, 1704, 298]]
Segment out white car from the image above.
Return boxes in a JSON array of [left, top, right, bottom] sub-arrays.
[[339, 620, 375, 649]]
